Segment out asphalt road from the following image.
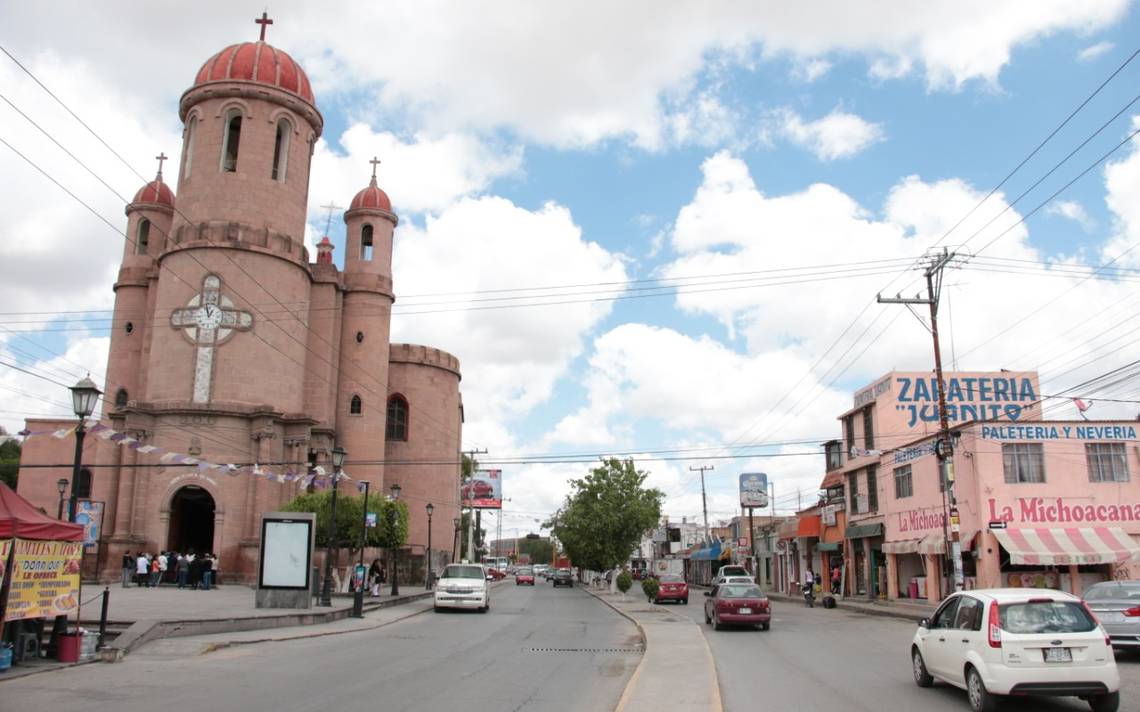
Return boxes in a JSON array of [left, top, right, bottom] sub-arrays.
[[667, 592, 1140, 712], [0, 581, 641, 712]]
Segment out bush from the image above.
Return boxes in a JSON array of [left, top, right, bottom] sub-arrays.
[[616, 570, 632, 594], [641, 577, 660, 602]]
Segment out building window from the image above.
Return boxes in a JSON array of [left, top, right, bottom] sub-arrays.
[[848, 472, 859, 514], [182, 116, 197, 180], [1002, 443, 1045, 483], [349, 394, 362, 415], [825, 440, 842, 471], [76, 468, 92, 499], [220, 109, 242, 172], [361, 224, 373, 261], [867, 465, 878, 512], [271, 118, 290, 181], [386, 395, 408, 442], [862, 406, 874, 449], [844, 415, 855, 454], [136, 219, 150, 255], [894, 464, 912, 498], [1087, 443, 1129, 482], [115, 389, 128, 408]]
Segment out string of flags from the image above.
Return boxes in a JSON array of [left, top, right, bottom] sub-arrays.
[[16, 422, 358, 489]]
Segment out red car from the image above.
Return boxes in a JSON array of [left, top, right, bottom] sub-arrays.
[[461, 479, 495, 500], [654, 574, 688, 604], [485, 567, 506, 581], [704, 582, 771, 630], [515, 567, 535, 585]]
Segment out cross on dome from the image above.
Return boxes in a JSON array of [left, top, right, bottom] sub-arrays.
[[320, 200, 342, 236], [255, 11, 274, 42], [369, 156, 381, 181], [155, 152, 168, 180]]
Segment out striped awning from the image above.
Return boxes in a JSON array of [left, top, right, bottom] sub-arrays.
[[883, 538, 920, 554], [992, 527, 1140, 566], [916, 533, 945, 555]]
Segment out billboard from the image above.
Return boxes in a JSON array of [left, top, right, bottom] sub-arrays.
[[5, 539, 82, 622], [75, 500, 104, 547], [740, 472, 769, 508], [463, 469, 503, 509], [258, 514, 315, 590]]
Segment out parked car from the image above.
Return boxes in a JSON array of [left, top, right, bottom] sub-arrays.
[[654, 573, 689, 604], [711, 565, 751, 586], [720, 576, 756, 586], [434, 564, 490, 613], [1083, 580, 1140, 651], [703, 583, 770, 630], [516, 567, 536, 586], [911, 589, 1119, 712], [485, 568, 506, 581], [552, 568, 573, 587]]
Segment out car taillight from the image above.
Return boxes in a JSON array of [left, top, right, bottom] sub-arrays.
[[988, 600, 1002, 648], [1124, 606, 1140, 617]]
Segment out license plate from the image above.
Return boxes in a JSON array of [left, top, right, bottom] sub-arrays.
[[1099, 612, 1126, 623], [1044, 647, 1072, 663], [739, 607, 752, 614]]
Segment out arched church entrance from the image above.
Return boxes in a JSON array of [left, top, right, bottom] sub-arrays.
[[167, 486, 216, 555]]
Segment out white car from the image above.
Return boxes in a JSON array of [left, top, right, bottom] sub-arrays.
[[433, 564, 491, 613], [720, 576, 756, 586], [711, 566, 751, 586], [911, 588, 1120, 712]]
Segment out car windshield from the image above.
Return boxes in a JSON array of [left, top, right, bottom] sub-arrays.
[[441, 565, 484, 580], [660, 574, 683, 583], [1085, 583, 1140, 601], [999, 601, 1097, 634], [518, 568, 533, 575], [721, 584, 764, 599]]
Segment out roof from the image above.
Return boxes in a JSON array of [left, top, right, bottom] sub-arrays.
[[193, 41, 314, 105], [956, 588, 1081, 603], [350, 175, 393, 213], [131, 178, 175, 208], [0, 482, 85, 541]]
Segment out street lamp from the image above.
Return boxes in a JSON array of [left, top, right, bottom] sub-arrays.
[[425, 503, 434, 590], [453, 517, 461, 563], [352, 479, 370, 619], [389, 483, 401, 596], [318, 446, 346, 607], [56, 478, 68, 520], [68, 376, 101, 522]]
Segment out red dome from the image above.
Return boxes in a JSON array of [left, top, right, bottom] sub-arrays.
[[132, 178, 174, 208], [193, 41, 314, 105], [350, 177, 392, 212]]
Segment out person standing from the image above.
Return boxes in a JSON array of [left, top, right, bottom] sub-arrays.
[[157, 551, 169, 586], [175, 553, 188, 589], [188, 553, 202, 590], [368, 559, 383, 598], [831, 565, 841, 595], [121, 551, 133, 588], [135, 552, 149, 587], [201, 553, 214, 590]]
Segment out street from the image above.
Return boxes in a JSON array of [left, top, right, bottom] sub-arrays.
[[0, 582, 640, 712], [665, 593, 1140, 712]]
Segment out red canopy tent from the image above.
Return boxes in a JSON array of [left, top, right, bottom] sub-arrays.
[[0, 482, 84, 542]]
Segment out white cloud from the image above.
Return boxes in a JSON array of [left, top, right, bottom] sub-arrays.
[[0, 336, 110, 434], [1078, 41, 1115, 62], [770, 108, 885, 160], [792, 58, 834, 82], [1046, 199, 1095, 231]]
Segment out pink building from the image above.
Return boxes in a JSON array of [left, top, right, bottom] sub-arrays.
[[16, 26, 463, 584], [820, 371, 1140, 602]]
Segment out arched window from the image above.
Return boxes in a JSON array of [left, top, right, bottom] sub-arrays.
[[361, 224, 373, 261], [76, 468, 93, 499], [182, 116, 197, 180], [349, 394, 362, 415], [271, 118, 290, 181], [115, 388, 129, 407], [386, 395, 408, 441], [136, 218, 150, 255], [220, 109, 242, 172]]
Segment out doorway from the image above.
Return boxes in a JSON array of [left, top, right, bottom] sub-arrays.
[[167, 485, 216, 554]]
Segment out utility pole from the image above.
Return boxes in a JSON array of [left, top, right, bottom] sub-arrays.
[[690, 465, 713, 543], [460, 448, 487, 562], [877, 248, 964, 593]]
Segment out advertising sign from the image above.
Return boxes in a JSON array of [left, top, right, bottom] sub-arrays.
[[740, 472, 769, 508], [4, 539, 82, 622], [258, 514, 314, 590], [0, 539, 10, 592], [74, 500, 104, 547], [365, 512, 377, 528], [463, 469, 503, 509]]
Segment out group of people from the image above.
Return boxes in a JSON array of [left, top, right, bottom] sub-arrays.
[[122, 550, 218, 590]]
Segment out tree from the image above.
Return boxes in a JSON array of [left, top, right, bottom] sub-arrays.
[[281, 489, 400, 565], [517, 537, 553, 565], [0, 428, 20, 489], [546, 458, 663, 573]]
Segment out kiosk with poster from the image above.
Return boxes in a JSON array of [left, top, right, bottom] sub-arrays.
[[255, 512, 315, 609]]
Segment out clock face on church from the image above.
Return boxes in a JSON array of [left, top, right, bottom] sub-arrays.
[[169, 274, 253, 403], [194, 304, 224, 330]]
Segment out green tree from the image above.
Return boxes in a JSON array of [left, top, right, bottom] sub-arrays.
[[616, 570, 632, 594], [546, 458, 663, 572], [518, 537, 553, 565], [0, 429, 20, 489], [281, 489, 402, 564]]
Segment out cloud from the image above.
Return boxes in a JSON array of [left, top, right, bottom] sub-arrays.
[[792, 58, 834, 82], [0, 336, 110, 434], [1046, 199, 1095, 231], [769, 108, 885, 160], [1078, 41, 1115, 62]]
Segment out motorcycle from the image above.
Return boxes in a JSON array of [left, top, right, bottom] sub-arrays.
[[802, 581, 815, 608]]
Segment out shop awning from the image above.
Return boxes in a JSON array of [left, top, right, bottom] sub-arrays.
[[816, 542, 841, 552], [916, 533, 946, 555], [883, 538, 920, 554], [844, 522, 884, 539], [797, 515, 821, 538], [691, 541, 723, 560], [992, 527, 1140, 566]]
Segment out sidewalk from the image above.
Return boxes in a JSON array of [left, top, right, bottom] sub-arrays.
[[582, 585, 722, 712], [763, 590, 935, 623]]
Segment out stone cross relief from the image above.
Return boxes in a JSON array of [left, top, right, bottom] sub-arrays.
[[170, 274, 253, 403]]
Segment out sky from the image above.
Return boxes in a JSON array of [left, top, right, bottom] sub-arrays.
[[2, 1, 1140, 539]]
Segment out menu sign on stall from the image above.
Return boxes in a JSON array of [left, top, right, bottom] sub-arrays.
[[4, 539, 82, 621]]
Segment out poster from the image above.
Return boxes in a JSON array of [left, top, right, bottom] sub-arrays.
[[258, 516, 313, 590], [4, 539, 82, 622], [462, 469, 503, 509], [75, 500, 104, 547], [740, 472, 769, 508]]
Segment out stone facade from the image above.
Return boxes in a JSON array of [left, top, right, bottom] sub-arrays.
[[16, 36, 462, 584]]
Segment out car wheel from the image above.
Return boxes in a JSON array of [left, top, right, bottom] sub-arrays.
[[1089, 691, 1120, 712], [966, 666, 997, 712], [683, 598, 688, 605], [760, 622, 770, 631], [433, 605, 441, 613], [705, 609, 711, 624], [911, 648, 933, 688], [713, 613, 724, 631]]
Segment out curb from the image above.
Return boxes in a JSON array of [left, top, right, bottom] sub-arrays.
[[579, 587, 649, 712], [765, 591, 929, 623]]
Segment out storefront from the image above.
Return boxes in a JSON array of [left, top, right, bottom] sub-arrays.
[[844, 521, 884, 598]]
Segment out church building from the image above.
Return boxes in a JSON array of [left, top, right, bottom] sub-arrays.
[[15, 20, 464, 584]]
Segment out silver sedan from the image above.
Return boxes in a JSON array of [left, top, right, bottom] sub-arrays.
[[1084, 580, 1140, 651]]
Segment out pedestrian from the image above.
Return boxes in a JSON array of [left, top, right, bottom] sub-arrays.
[[158, 551, 169, 585], [175, 553, 188, 589], [201, 553, 214, 590], [121, 551, 133, 588], [135, 552, 149, 587], [831, 565, 841, 595], [149, 554, 162, 587], [369, 559, 382, 597], [189, 554, 203, 590]]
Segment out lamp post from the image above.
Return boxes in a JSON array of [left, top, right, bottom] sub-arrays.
[[351, 478, 369, 618], [56, 478, 69, 520], [318, 446, 346, 607], [68, 376, 101, 522], [453, 517, 461, 563], [389, 483, 401, 596], [425, 503, 434, 590]]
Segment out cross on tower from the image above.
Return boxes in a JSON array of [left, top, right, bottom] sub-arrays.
[[320, 201, 342, 236], [369, 156, 381, 180], [155, 152, 168, 179], [255, 11, 273, 41], [169, 275, 254, 403]]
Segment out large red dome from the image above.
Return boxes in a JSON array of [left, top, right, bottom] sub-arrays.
[[192, 41, 314, 105], [350, 177, 392, 213], [131, 178, 174, 208]]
